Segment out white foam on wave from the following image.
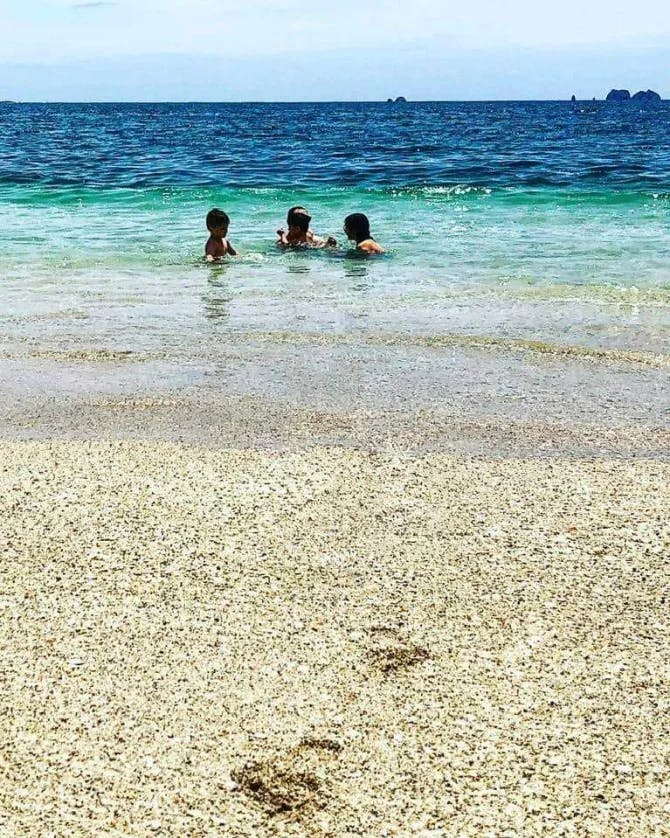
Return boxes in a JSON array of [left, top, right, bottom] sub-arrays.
[[421, 185, 493, 196]]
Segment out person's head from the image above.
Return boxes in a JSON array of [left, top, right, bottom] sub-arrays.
[[206, 208, 230, 237], [344, 213, 372, 244], [287, 206, 311, 236]]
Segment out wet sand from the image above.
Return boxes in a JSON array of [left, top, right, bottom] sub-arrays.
[[2, 391, 670, 461], [1, 331, 669, 461], [1, 440, 669, 836]]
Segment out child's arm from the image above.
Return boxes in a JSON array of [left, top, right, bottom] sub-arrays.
[[225, 239, 238, 257], [308, 233, 337, 248], [276, 228, 289, 247]]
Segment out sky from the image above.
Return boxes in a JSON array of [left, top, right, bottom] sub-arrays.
[[1, 0, 669, 100]]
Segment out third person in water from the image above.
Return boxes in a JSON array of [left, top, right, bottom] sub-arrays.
[[205, 206, 384, 261], [343, 213, 385, 254]]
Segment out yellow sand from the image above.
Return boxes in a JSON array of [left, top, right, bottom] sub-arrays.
[[1, 441, 669, 837]]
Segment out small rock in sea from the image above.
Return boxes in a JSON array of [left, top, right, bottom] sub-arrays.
[[632, 89, 662, 102], [606, 89, 631, 102]]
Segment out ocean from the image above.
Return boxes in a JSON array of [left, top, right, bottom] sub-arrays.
[[0, 101, 668, 435]]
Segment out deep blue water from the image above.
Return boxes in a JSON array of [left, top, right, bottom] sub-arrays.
[[1, 101, 670, 189]]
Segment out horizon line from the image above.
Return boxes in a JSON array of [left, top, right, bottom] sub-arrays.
[[2, 97, 665, 105]]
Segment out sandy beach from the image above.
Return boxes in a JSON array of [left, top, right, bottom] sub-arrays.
[[2, 438, 669, 836]]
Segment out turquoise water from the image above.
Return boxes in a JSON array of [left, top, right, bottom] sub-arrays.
[[1, 102, 669, 377], [2, 184, 669, 357]]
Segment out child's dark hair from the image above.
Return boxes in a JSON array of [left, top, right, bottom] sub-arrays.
[[287, 206, 311, 232], [345, 213, 372, 244], [206, 208, 230, 229]]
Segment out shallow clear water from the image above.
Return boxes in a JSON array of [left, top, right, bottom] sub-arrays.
[[1, 102, 669, 379]]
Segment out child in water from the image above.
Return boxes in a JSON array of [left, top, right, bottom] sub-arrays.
[[205, 208, 237, 261], [344, 213, 385, 254], [277, 207, 337, 249]]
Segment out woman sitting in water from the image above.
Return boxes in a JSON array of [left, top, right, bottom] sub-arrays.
[[344, 213, 385, 254], [277, 206, 336, 249]]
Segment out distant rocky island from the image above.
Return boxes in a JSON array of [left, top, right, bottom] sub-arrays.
[[605, 89, 662, 102], [387, 97, 407, 104]]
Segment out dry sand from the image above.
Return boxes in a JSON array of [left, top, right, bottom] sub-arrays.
[[1, 441, 669, 836]]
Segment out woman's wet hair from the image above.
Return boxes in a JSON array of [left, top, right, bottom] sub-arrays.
[[344, 213, 372, 243]]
